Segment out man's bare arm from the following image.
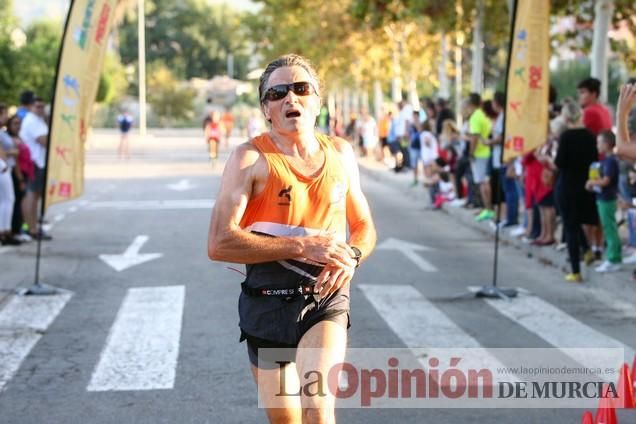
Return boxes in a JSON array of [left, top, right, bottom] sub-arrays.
[[615, 84, 636, 160], [207, 142, 356, 268], [333, 137, 377, 262], [36, 135, 47, 147]]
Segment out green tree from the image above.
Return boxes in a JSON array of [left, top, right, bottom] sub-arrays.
[[16, 20, 62, 101], [146, 63, 196, 126], [117, 0, 251, 81]]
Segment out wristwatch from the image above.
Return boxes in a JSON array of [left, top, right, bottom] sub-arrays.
[[350, 246, 362, 268]]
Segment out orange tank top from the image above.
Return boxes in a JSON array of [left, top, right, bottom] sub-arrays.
[[240, 133, 348, 243]]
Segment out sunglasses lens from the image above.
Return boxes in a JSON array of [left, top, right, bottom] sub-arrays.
[[263, 82, 314, 101], [292, 82, 312, 96], [265, 85, 289, 101]]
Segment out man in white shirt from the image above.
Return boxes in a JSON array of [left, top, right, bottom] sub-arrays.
[[19, 97, 51, 240], [393, 100, 413, 171]]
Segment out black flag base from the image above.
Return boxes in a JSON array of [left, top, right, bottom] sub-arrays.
[[18, 282, 60, 296], [473, 285, 518, 300]]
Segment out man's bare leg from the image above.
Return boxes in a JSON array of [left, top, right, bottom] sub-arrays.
[[295, 320, 347, 424], [251, 361, 302, 424]]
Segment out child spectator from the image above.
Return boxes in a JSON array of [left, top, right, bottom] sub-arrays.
[[586, 130, 622, 272]]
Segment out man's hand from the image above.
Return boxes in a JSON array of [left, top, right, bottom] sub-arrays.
[[300, 235, 357, 269], [585, 180, 594, 191], [315, 263, 355, 298], [617, 84, 636, 120]]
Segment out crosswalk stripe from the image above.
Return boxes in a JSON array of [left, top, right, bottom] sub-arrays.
[[0, 292, 73, 391], [358, 284, 516, 380], [485, 295, 636, 366], [87, 199, 215, 210], [87, 286, 185, 392]]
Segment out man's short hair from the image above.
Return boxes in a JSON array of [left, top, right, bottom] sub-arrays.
[[436, 97, 448, 108], [468, 92, 481, 107], [19, 90, 35, 106], [258, 54, 321, 105], [598, 129, 616, 147], [577, 78, 601, 97]]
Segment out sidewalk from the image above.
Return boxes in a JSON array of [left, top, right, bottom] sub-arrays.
[[357, 155, 636, 305]]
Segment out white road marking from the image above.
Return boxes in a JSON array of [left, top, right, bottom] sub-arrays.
[[54, 214, 65, 222], [358, 284, 515, 380], [485, 295, 636, 366], [87, 286, 185, 392], [376, 238, 437, 272], [87, 199, 214, 210], [0, 292, 73, 391], [68, 206, 78, 213], [99, 235, 162, 272], [167, 179, 196, 191]]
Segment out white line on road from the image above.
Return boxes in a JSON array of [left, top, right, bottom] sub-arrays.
[[87, 199, 215, 210], [376, 238, 437, 272], [358, 284, 515, 380], [54, 214, 65, 222], [87, 286, 185, 392], [99, 235, 163, 272], [0, 292, 73, 391], [485, 295, 636, 367]]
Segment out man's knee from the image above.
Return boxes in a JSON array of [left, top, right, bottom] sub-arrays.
[[302, 406, 333, 424]]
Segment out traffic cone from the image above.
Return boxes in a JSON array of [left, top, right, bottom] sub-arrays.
[[595, 385, 617, 424], [616, 363, 634, 409], [581, 411, 594, 424]]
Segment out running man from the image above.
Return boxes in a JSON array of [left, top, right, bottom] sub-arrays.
[[207, 54, 377, 423]]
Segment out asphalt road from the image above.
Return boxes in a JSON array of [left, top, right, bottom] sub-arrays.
[[0, 131, 634, 423]]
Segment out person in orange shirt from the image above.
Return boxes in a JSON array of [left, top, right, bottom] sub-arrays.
[[221, 109, 234, 149], [378, 109, 391, 162], [208, 54, 376, 423]]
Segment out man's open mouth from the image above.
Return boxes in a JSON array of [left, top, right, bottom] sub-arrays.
[[285, 110, 301, 118]]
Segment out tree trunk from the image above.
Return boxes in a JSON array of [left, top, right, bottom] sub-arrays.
[[373, 80, 383, 121], [591, 0, 614, 104], [438, 32, 450, 100], [343, 88, 352, 127], [391, 42, 403, 103], [470, 0, 484, 94], [408, 76, 419, 111]]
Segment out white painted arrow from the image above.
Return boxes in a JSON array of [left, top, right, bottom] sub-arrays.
[[376, 237, 437, 272], [167, 179, 195, 191], [99, 235, 163, 272]]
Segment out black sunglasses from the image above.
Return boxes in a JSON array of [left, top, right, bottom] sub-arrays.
[[261, 81, 316, 102]]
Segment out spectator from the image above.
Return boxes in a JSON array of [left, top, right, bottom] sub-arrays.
[[492, 91, 519, 228], [16, 91, 34, 120], [420, 119, 439, 184], [441, 118, 470, 202], [20, 97, 51, 241], [435, 98, 456, 138], [6, 115, 31, 242], [554, 98, 599, 282], [585, 130, 621, 272], [465, 93, 493, 220], [377, 109, 392, 163], [577, 77, 612, 136], [0, 104, 20, 245], [358, 107, 378, 158], [483, 99, 507, 225], [394, 100, 413, 172], [408, 110, 422, 186]]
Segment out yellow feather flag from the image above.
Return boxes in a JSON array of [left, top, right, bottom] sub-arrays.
[[503, 0, 551, 163], [45, 0, 118, 210]]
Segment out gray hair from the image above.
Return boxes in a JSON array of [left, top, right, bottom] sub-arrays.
[[258, 54, 321, 105], [561, 97, 582, 125]]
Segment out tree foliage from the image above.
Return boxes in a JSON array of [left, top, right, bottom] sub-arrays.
[[146, 63, 196, 126], [117, 0, 251, 81]]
